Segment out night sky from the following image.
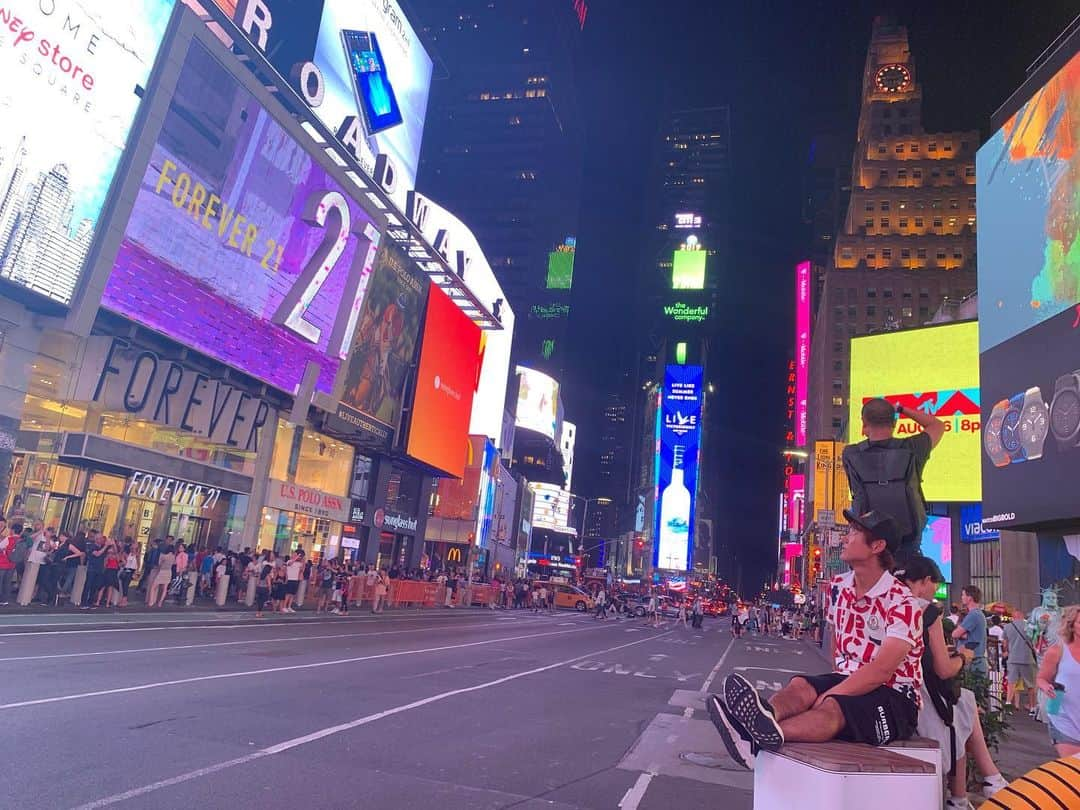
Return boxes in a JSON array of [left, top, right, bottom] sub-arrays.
[[565, 0, 1079, 593]]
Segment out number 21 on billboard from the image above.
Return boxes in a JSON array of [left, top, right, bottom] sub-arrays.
[[271, 190, 381, 358]]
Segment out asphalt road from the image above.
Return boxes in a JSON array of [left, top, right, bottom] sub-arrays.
[[0, 607, 826, 809]]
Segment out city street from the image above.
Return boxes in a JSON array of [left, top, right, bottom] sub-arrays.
[[0, 609, 826, 810]]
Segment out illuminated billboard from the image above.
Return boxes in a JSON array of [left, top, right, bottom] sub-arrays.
[[546, 242, 575, 289], [100, 33, 381, 398], [312, 0, 433, 214], [662, 302, 709, 323], [812, 441, 850, 526], [0, 0, 175, 305], [655, 365, 702, 571], [530, 482, 575, 534], [515, 366, 560, 441], [340, 241, 428, 428], [672, 248, 706, 290], [406, 283, 483, 478], [795, 261, 811, 447], [977, 45, 1080, 529], [848, 321, 980, 502], [922, 515, 952, 583]]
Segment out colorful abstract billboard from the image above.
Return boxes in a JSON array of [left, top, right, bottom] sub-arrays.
[[546, 246, 575, 289], [406, 283, 483, 478], [0, 0, 175, 305], [922, 515, 952, 583], [977, 46, 1080, 529], [654, 365, 702, 571], [100, 35, 381, 397], [848, 322, 980, 502], [795, 260, 811, 447], [515, 366, 559, 441], [340, 241, 428, 429], [672, 249, 706, 290]]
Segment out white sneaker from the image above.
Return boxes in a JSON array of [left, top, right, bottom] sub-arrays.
[[981, 776, 1008, 798], [945, 798, 974, 810]]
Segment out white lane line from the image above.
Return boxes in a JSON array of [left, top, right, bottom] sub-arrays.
[[617, 771, 655, 810], [74, 629, 674, 810], [734, 666, 804, 674], [0, 613, 494, 639], [0, 620, 511, 662], [700, 635, 736, 694], [0, 625, 613, 712]]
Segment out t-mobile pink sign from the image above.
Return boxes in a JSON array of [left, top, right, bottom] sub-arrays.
[[795, 261, 811, 447]]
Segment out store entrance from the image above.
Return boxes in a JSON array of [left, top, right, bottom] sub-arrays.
[[169, 513, 213, 551]]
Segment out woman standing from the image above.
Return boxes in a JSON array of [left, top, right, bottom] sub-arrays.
[[676, 598, 689, 628], [372, 568, 389, 614], [118, 540, 138, 608], [897, 557, 1007, 807], [173, 542, 189, 604], [98, 536, 121, 608], [149, 544, 176, 608], [1036, 605, 1080, 757]]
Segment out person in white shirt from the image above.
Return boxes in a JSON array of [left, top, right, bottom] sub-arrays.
[[283, 550, 304, 612], [594, 588, 606, 619]]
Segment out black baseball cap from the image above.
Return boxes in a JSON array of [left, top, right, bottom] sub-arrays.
[[843, 509, 901, 552]]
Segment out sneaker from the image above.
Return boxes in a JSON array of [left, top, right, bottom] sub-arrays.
[[945, 798, 974, 810], [707, 694, 756, 770], [722, 673, 784, 751]]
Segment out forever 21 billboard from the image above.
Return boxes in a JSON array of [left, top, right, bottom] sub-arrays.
[[97, 9, 382, 401]]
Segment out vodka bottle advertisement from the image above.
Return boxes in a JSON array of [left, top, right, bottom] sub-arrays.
[[654, 365, 702, 571]]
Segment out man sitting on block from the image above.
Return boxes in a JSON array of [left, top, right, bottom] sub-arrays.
[[708, 510, 924, 769]]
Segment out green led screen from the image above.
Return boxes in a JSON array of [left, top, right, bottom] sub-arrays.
[[546, 250, 575, 289], [672, 249, 706, 290]]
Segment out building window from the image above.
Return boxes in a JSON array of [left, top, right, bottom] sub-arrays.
[[965, 166, 975, 178], [901, 248, 911, 259], [833, 306, 844, 320], [867, 288, 877, 298], [917, 248, 927, 259], [933, 217, 943, 227], [866, 249, 877, 261], [929, 142, 937, 152], [833, 341, 844, 354], [913, 169, 923, 180], [881, 200, 890, 211], [914, 217, 924, 227], [967, 216, 977, 227], [899, 217, 908, 227], [897, 168, 908, 180], [866, 305, 877, 317], [832, 417, 843, 430], [937, 250, 947, 260], [864, 218, 874, 229], [920, 288, 930, 298], [931, 169, 941, 179], [832, 379, 843, 392], [895, 144, 904, 154], [960, 140, 969, 151], [883, 288, 893, 298], [968, 197, 976, 209], [880, 218, 889, 228], [865, 200, 875, 212], [944, 142, 953, 151], [953, 248, 963, 259], [833, 360, 843, 372], [879, 169, 889, 181], [878, 144, 887, 154], [847, 287, 858, 302], [911, 143, 920, 153], [902, 307, 913, 318], [902, 290, 913, 299], [946, 168, 956, 178], [949, 199, 959, 209], [847, 305, 857, 318], [882, 249, 892, 260], [832, 396, 844, 407]]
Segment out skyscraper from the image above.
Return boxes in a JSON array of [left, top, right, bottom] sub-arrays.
[[413, 0, 586, 377], [807, 18, 978, 444]]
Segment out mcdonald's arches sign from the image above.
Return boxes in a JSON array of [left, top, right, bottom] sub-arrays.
[[446, 547, 463, 563]]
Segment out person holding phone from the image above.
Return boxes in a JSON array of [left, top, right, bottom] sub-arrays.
[[1036, 604, 1080, 756]]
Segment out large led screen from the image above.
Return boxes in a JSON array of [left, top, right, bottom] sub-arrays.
[[100, 35, 380, 397], [847, 321, 980, 502], [0, 0, 175, 305], [313, 0, 433, 214], [546, 248, 574, 289], [515, 366, 559, 441], [795, 260, 811, 447], [977, 47, 1080, 529], [340, 241, 428, 429], [921, 515, 952, 583], [672, 249, 706, 290], [406, 283, 483, 478], [654, 365, 702, 572]]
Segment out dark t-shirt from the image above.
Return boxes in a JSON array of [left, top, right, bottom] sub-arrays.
[[864, 431, 933, 479], [87, 543, 107, 572]]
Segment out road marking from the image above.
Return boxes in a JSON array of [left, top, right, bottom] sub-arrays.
[[682, 706, 693, 718], [0, 612, 487, 638], [0, 620, 510, 662], [700, 635, 736, 694], [754, 679, 783, 692], [73, 630, 674, 809], [648, 654, 668, 661], [0, 624, 613, 712], [734, 666, 804, 675], [618, 771, 655, 810]]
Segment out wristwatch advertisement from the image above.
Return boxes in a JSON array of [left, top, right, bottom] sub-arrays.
[[1050, 371, 1080, 450], [1019, 387, 1049, 461], [983, 399, 1009, 468]]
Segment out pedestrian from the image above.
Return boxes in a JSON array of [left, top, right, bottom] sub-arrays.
[[118, 540, 138, 608], [947, 603, 961, 629], [335, 565, 351, 616], [55, 531, 84, 598], [27, 526, 57, 605], [315, 561, 333, 613], [676, 598, 688, 628], [81, 531, 109, 609], [897, 557, 1008, 806], [1036, 605, 1080, 757], [952, 585, 988, 677], [1003, 609, 1037, 714], [254, 553, 272, 618], [708, 510, 924, 769], [372, 568, 389, 613], [0, 521, 21, 605], [988, 614, 1005, 669], [594, 587, 607, 619], [99, 536, 121, 607], [692, 595, 704, 629], [140, 538, 162, 597], [172, 542, 189, 605], [446, 571, 458, 608], [283, 550, 304, 613], [842, 397, 946, 566], [148, 543, 176, 608], [271, 563, 287, 613], [538, 583, 549, 614], [198, 548, 214, 597]]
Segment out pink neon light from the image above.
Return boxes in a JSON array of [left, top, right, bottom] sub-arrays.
[[786, 473, 805, 535], [795, 261, 811, 447]]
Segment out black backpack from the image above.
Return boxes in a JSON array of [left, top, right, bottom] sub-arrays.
[[842, 439, 927, 541]]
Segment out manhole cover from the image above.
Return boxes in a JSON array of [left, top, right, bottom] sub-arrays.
[[680, 751, 728, 768]]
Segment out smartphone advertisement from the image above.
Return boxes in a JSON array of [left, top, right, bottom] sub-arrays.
[[314, 0, 433, 214]]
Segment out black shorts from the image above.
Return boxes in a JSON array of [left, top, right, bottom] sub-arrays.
[[797, 673, 918, 746], [285, 580, 299, 595], [271, 583, 286, 600], [255, 586, 269, 606]]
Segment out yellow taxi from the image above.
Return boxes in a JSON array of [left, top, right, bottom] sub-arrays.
[[533, 581, 596, 612]]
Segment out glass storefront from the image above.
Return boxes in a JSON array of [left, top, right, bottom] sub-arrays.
[[257, 509, 340, 562]]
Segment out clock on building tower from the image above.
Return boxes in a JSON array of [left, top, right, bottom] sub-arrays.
[[874, 63, 911, 93]]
